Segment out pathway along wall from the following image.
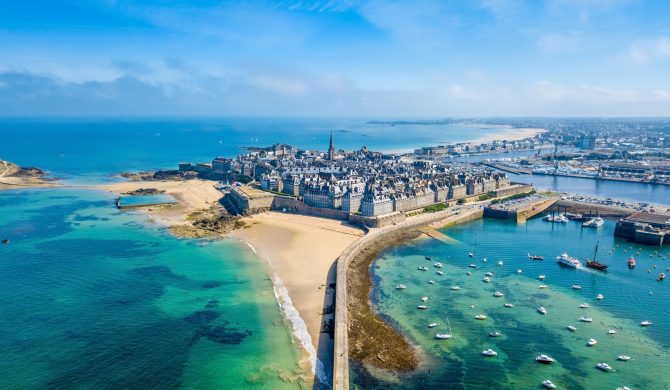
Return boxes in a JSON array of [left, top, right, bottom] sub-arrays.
[[332, 207, 484, 389]]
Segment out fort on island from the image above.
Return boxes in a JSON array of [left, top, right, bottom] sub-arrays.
[[179, 133, 532, 227]]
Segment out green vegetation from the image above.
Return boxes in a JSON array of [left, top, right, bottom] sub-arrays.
[[423, 203, 448, 213], [478, 192, 496, 201], [490, 190, 537, 204]]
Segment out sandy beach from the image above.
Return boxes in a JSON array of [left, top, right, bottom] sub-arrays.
[[472, 126, 546, 143], [229, 212, 364, 386]]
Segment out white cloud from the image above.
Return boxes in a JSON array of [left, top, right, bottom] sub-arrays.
[[628, 36, 670, 63]]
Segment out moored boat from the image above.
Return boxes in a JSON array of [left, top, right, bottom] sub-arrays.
[[436, 270, 444, 276], [582, 217, 604, 228], [396, 284, 406, 290], [596, 294, 604, 300], [417, 266, 428, 271], [579, 303, 589, 308], [450, 286, 461, 291], [567, 325, 577, 332], [628, 257, 636, 269], [608, 329, 617, 335], [640, 320, 652, 326], [595, 362, 613, 372], [482, 277, 490, 283], [528, 253, 544, 260], [587, 338, 597, 346], [498, 260, 503, 267], [481, 349, 497, 357], [493, 291, 503, 297], [475, 314, 487, 320], [536, 354, 555, 364], [435, 333, 452, 339], [580, 317, 593, 322], [543, 379, 557, 389], [428, 323, 438, 328], [617, 355, 631, 361], [489, 331, 502, 337], [504, 303, 514, 308], [538, 306, 547, 315], [572, 285, 582, 289], [434, 262, 443, 268]]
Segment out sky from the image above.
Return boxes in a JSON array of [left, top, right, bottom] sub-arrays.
[[1, 0, 669, 117]]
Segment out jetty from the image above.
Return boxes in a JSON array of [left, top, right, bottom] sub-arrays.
[[614, 212, 670, 246], [484, 196, 558, 223]]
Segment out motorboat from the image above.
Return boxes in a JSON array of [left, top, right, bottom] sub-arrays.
[[434, 262, 443, 268], [517, 269, 523, 273], [396, 284, 406, 290], [579, 303, 590, 309], [483, 257, 488, 263], [539, 285, 548, 289], [470, 305, 477, 308], [617, 355, 631, 361], [557, 253, 581, 268], [539, 274, 546, 280], [595, 362, 613, 372], [417, 266, 428, 271], [538, 306, 547, 315], [498, 260, 503, 267], [543, 380, 557, 389], [658, 272, 666, 281], [489, 331, 502, 337], [485, 271, 494, 277], [481, 349, 497, 357], [493, 291, 504, 297], [628, 257, 636, 269], [580, 317, 593, 322], [417, 305, 427, 309], [420, 296, 428, 302], [428, 280, 436, 285], [608, 329, 617, 335], [468, 252, 475, 258], [483, 277, 490, 283], [640, 320, 652, 327], [475, 314, 487, 320], [596, 294, 604, 300], [504, 303, 514, 308], [435, 333, 452, 339], [572, 285, 582, 289], [469, 264, 478, 268], [567, 325, 577, 332], [436, 271, 444, 276], [450, 286, 461, 291], [582, 217, 605, 228], [553, 214, 569, 223], [587, 338, 598, 346], [528, 253, 544, 260], [536, 354, 556, 364]]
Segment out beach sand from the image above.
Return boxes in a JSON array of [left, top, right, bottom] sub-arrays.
[[473, 126, 546, 143], [229, 212, 364, 386], [97, 179, 223, 226]]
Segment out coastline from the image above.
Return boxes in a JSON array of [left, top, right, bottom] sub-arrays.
[[470, 126, 546, 144]]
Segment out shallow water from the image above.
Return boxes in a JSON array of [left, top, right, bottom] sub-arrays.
[[353, 217, 670, 390], [0, 189, 305, 389]]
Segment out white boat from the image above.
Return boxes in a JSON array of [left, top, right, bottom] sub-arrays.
[[468, 252, 475, 258], [436, 271, 444, 276], [485, 271, 494, 277], [417, 305, 427, 309], [617, 355, 631, 361], [554, 214, 569, 223], [434, 262, 443, 268], [536, 354, 556, 364], [435, 333, 452, 339], [567, 325, 577, 332], [640, 320, 652, 326], [616, 387, 632, 390], [583, 217, 605, 228], [539, 285, 548, 289], [417, 266, 428, 271], [517, 269, 522, 273], [428, 280, 436, 285], [450, 286, 461, 291], [580, 317, 593, 322], [469, 264, 478, 268], [482, 277, 490, 283], [587, 338, 598, 346], [504, 303, 514, 308], [482, 257, 488, 262], [572, 285, 582, 289], [579, 303, 590, 309], [493, 291, 504, 297], [608, 329, 617, 335], [428, 323, 438, 328], [469, 304, 476, 308], [498, 260, 503, 267], [466, 271, 472, 276], [538, 306, 547, 315], [539, 274, 546, 280], [596, 294, 604, 300], [543, 380, 557, 389], [489, 331, 502, 337], [396, 284, 407, 290], [420, 296, 428, 302], [475, 314, 487, 320], [595, 362, 613, 372], [557, 253, 581, 268], [481, 349, 497, 356]]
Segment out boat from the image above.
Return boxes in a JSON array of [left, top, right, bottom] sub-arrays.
[[420, 296, 428, 301], [475, 314, 487, 320], [517, 269, 522, 273], [468, 252, 474, 258], [640, 320, 652, 327], [567, 325, 577, 332], [608, 329, 617, 335], [542, 379, 557, 389], [428, 323, 438, 328], [485, 271, 494, 277], [617, 355, 631, 361], [539, 285, 548, 289], [504, 303, 514, 308], [469, 305, 476, 308], [539, 274, 546, 280], [595, 362, 613, 372], [489, 331, 502, 337], [538, 306, 547, 315], [425, 256, 432, 260], [616, 387, 632, 390], [481, 349, 497, 357], [628, 257, 636, 269], [482, 257, 487, 263], [435, 333, 452, 339], [580, 317, 593, 322], [586, 240, 608, 271], [436, 271, 444, 276], [528, 253, 544, 260], [596, 294, 604, 300], [658, 272, 666, 281], [428, 280, 436, 285], [466, 271, 472, 276], [1, 238, 9, 245], [565, 211, 584, 220], [417, 266, 428, 271], [587, 338, 598, 346], [582, 216, 605, 228], [469, 264, 478, 268], [557, 253, 581, 268], [536, 354, 556, 364], [434, 262, 443, 268], [417, 305, 427, 309], [579, 303, 590, 308], [554, 214, 569, 223], [482, 277, 490, 283], [543, 214, 554, 222], [572, 285, 582, 289], [396, 284, 406, 290], [450, 286, 461, 291], [498, 260, 503, 267], [493, 291, 504, 297]]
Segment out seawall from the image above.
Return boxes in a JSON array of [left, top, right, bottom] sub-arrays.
[[332, 206, 484, 390]]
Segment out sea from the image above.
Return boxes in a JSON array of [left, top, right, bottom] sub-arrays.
[[1, 118, 668, 389], [353, 217, 670, 390]]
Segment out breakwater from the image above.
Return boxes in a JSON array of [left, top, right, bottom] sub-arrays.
[[333, 207, 484, 389]]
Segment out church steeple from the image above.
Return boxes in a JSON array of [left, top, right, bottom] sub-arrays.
[[328, 131, 335, 160]]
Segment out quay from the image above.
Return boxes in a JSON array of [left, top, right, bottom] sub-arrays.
[[482, 162, 532, 175], [615, 212, 670, 246], [484, 195, 558, 223]]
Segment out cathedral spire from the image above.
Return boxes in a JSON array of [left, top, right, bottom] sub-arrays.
[[328, 131, 335, 160]]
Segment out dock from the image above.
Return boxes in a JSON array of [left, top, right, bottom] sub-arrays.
[[484, 196, 558, 223]]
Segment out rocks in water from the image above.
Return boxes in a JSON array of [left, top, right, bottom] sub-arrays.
[[123, 188, 166, 196]]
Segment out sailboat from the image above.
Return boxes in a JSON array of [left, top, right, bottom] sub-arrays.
[[586, 239, 608, 271], [435, 315, 454, 339]]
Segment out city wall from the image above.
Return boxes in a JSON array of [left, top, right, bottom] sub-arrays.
[[270, 195, 350, 220], [332, 207, 484, 390]]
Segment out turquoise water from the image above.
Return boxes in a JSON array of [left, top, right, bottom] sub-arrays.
[[118, 194, 176, 207], [0, 189, 305, 389], [353, 217, 670, 389]]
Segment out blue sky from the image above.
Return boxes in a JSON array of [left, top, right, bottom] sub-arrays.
[[1, 0, 669, 116]]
